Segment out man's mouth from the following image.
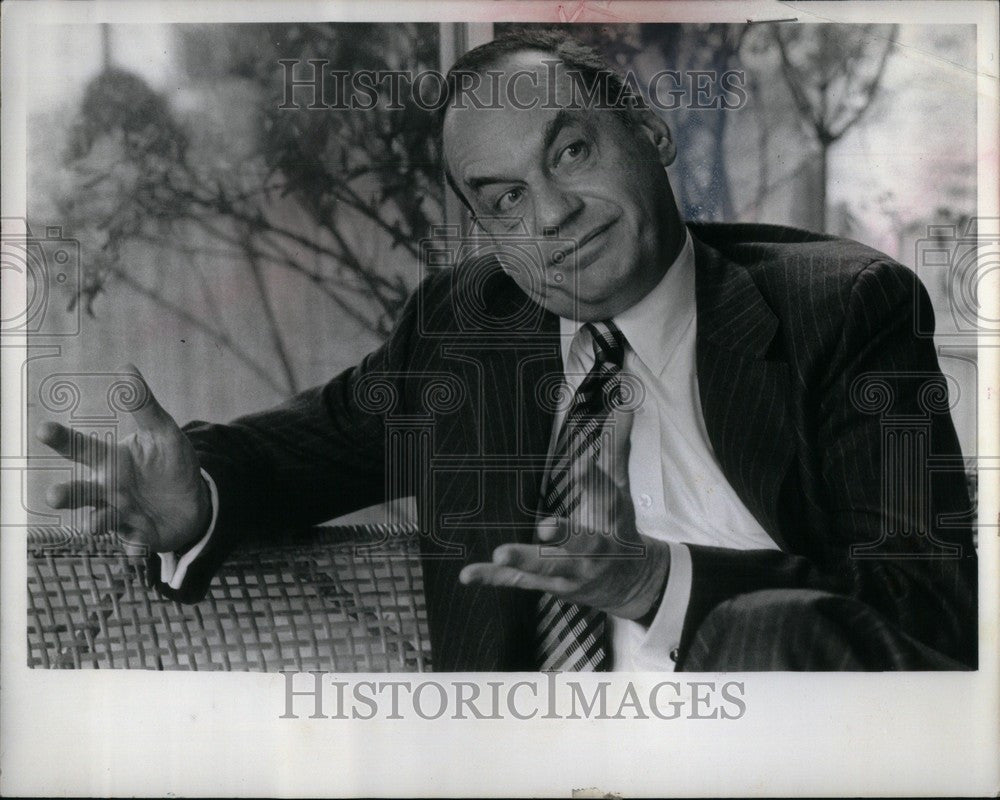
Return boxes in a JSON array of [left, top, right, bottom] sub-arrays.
[[551, 220, 616, 269]]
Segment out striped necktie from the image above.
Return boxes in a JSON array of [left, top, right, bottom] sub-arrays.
[[536, 319, 626, 672]]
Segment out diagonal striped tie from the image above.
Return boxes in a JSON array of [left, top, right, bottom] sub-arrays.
[[536, 319, 626, 672]]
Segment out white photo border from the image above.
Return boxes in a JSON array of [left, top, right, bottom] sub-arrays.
[[2, 1, 997, 796]]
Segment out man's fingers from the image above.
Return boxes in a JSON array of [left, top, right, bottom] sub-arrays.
[[493, 543, 533, 568], [120, 363, 173, 432], [458, 562, 573, 595], [496, 543, 591, 584], [82, 506, 117, 536], [115, 531, 151, 558], [45, 479, 120, 510], [47, 485, 151, 557], [535, 516, 562, 543], [84, 507, 150, 556], [536, 515, 568, 549], [536, 515, 608, 556], [81, 508, 143, 553], [492, 542, 567, 573], [35, 421, 109, 465], [537, 515, 601, 547]]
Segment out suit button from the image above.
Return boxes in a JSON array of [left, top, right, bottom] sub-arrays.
[[669, 647, 680, 663], [639, 493, 652, 508]]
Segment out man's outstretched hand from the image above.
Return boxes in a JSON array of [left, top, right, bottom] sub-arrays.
[[36, 364, 211, 556], [459, 408, 671, 622]]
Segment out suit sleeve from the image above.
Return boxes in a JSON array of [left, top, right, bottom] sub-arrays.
[[149, 272, 440, 603], [678, 261, 978, 666]]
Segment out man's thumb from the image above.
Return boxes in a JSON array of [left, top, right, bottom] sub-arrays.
[[119, 363, 171, 430]]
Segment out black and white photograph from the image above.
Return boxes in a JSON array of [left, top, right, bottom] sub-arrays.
[[2, 0, 997, 796]]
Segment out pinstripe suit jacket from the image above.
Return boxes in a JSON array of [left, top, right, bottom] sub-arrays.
[[161, 222, 978, 671]]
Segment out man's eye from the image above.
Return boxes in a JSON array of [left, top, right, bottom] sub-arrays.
[[495, 187, 524, 212], [558, 141, 589, 165]]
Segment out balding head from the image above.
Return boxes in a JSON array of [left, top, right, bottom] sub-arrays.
[[438, 34, 685, 321]]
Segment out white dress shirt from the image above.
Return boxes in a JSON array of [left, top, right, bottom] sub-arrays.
[[162, 230, 780, 671], [553, 231, 778, 671]]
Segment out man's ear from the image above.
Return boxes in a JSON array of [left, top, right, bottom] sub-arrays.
[[635, 107, 676, 167]]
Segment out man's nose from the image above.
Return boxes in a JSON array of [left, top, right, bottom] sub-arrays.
[[533, 181, 584, 235]]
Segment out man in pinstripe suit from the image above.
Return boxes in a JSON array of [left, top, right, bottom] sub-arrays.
[[38, 30, 977, 671]]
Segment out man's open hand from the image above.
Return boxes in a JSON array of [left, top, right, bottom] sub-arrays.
[[459, 408, 670, 621], [36, 364, 211, 556]]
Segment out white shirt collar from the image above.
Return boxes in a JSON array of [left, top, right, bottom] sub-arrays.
[[559, 229, 696, 376]]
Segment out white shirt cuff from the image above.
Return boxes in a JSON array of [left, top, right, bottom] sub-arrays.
[[630, 542, 693, 671], [157, 468, 218, 590]]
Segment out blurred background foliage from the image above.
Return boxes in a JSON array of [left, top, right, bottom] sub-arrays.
[[51, 23, 441, 397], [27, 21, 977, 456]]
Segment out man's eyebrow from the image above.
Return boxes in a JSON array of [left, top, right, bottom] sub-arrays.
[[541, 108, 582, 157], [465, 109, 584, 192]]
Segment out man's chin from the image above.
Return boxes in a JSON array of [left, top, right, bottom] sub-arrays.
[[524, 267, 625, 319], [534, 289, 617, 322]]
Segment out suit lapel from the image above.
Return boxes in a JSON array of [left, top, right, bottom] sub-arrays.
[[453, 260, 559, 539], [422, 261, 559, 671], [692, 232, 795, 548]]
